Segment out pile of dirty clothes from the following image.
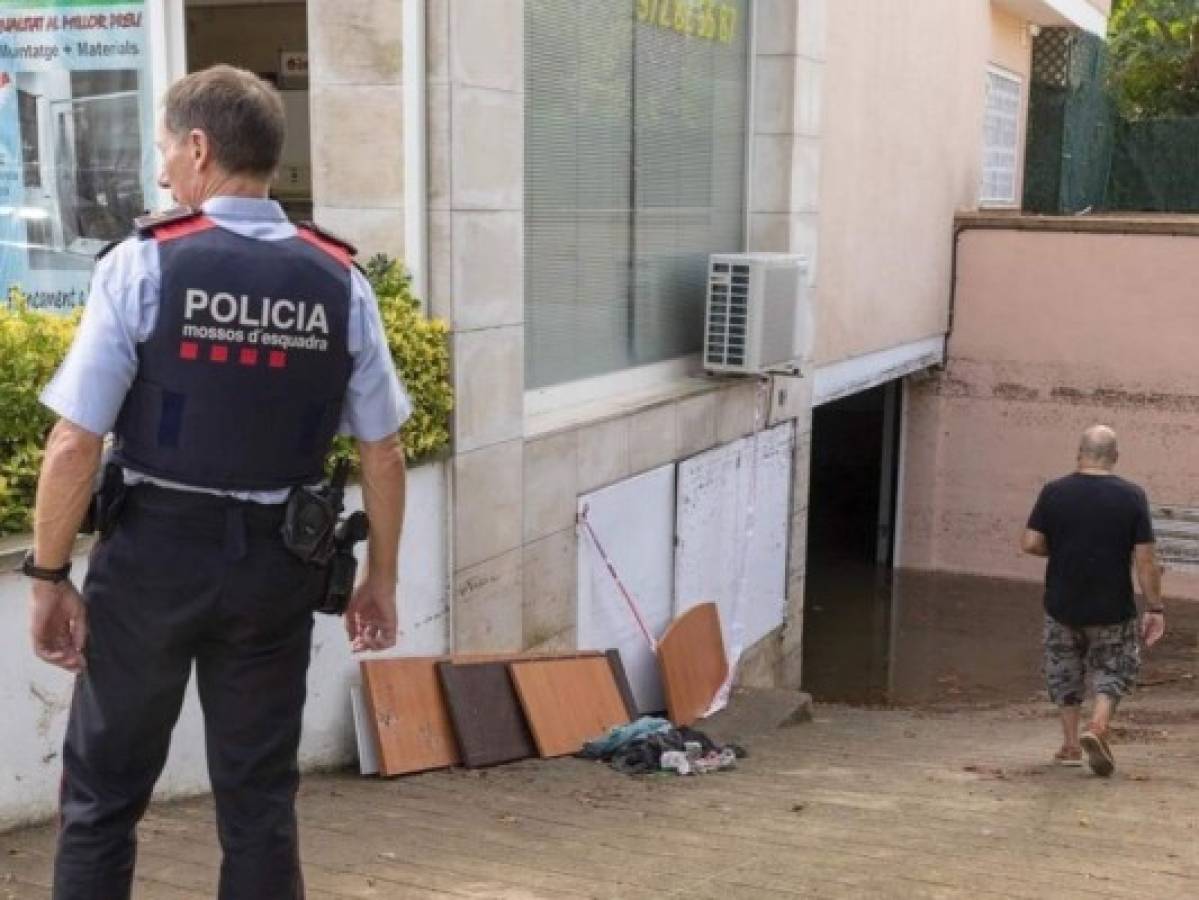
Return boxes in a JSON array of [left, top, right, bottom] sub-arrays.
[[579, 716, 746, 776]]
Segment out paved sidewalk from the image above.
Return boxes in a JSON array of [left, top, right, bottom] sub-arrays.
[[4, 686, 1199, 899]]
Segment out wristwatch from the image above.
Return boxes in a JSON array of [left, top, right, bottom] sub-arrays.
[[21, 551, 72, 584]]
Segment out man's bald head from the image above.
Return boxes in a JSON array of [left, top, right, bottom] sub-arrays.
[[1078, 425, 1118, 470]]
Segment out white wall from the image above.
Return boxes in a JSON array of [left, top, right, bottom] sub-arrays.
[[0, 460, 447, 831]]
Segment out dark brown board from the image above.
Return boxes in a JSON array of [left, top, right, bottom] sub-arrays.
[[436, 661, 536, 768], [605, 648, 638, 719]]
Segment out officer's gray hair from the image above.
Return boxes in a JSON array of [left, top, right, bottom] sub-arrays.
[[163, 65, 285, 178]]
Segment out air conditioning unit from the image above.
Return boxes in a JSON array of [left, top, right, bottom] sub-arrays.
[[703, 253, 809, 375]]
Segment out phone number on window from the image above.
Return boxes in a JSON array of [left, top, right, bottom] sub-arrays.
[[636, 0, 739, 44]]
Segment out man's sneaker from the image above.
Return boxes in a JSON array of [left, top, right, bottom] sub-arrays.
[[1080, 730, 1115, 777], [1054, 745, 1083, 767]]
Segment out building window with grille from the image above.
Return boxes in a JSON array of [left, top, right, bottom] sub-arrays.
[[525, 0, 751, 390], [980, 67, 1024, 207]]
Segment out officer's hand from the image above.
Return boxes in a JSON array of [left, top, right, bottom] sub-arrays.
[[345, 576, 398, 653], [29, 580, 88, 673]]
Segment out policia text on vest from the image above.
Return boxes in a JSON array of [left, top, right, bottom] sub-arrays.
[[182, 289, 332, 351]]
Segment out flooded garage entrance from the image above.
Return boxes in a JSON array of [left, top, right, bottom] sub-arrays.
[[801, 383, 1197, 706], [802, 381, 900, 704]]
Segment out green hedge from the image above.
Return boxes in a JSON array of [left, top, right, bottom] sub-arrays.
[[0, 289, 77, 536], [359, 255, 453, 463], [0, 258, 452, 538]]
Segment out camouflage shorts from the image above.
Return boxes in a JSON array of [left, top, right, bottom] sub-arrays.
[[1043, 614, 1140, 707]]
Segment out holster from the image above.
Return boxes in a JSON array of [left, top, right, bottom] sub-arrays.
[[79, 463, 128, 539], [281, 461, 370, 616], [281, 485, 339, 566], [316, 511, 369, 616]]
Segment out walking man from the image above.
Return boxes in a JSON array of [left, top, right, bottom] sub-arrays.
[[1021, 424, 1164, 776], [24, 66, 410, 898]]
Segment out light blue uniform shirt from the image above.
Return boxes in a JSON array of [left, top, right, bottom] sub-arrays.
[[40, 197, 412, 503]]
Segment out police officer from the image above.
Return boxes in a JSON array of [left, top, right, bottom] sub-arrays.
[[24, 65, 410, 899]]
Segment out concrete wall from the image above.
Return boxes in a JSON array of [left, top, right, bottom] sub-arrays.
[[899, 221, 1199, 600], [0, 462, 447, 831], [813, 1, 1033, 368]]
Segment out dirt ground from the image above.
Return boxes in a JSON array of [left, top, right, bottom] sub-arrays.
[[4, 679, 1199, 899]]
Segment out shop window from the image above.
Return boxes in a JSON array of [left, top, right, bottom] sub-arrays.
[[980, 67, 1023, 207], [0, 14, 156, 310], [525, 0, 750, 390]]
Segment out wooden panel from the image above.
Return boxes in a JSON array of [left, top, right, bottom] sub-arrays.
[[360, 657, 459, 776], [437, 662, 536, 768], [510, 657, 632, 758], [657, 602, 728, 727]]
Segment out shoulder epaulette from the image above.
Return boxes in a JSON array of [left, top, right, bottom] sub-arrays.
[[298, 221, 358, 258], [135, 206, 202, 237], [94, 239, 121, 261]]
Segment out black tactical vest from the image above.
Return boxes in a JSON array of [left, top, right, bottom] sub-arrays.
[[112, 212, 354, 491]]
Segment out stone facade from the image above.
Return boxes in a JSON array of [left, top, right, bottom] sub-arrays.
[[306, 0, 406, 262]]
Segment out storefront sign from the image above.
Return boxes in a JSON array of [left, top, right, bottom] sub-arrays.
[[0, 0, 154, 311], [636, 0, 739, 44]]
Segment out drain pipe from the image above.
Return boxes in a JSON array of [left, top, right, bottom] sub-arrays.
[[403, 0, 429, 305]]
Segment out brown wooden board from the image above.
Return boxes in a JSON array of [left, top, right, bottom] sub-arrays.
[[359, 657, 460, 776], [657, 602, 729, 727], [509, 657, 632, 758], [436, 661, 536, 768], [605, 648, 638, 719]]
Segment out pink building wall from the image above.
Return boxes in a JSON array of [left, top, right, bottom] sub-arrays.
[[899, 218, 1199, 600]]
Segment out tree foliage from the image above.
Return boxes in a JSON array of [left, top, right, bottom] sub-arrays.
[[1108, 0, 1199, 118]]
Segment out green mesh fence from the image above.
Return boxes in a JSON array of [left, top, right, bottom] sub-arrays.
[[1023, 29, 1114, 214], [1107, 117, 1199, 211], [1025, 27, 1199, 214]]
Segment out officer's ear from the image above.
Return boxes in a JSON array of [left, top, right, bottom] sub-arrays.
[[187, 128, 213, 172]]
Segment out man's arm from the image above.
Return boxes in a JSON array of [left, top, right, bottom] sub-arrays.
[[29, 419, 103, 672], [1021, 528, 1049, 557], [1134, 542, 1165, 647], [344, 432, 407, 652]]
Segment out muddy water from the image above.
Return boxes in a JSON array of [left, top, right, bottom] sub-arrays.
[[802, 568, 1198, 708]]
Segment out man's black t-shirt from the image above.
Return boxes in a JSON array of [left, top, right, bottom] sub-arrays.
[[1027, 473, 1154, 627]]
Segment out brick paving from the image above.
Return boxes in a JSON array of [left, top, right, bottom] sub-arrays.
[[4, 687, 1199, 899]]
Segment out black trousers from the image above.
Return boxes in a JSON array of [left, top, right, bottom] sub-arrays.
[[53, 485, 319, 900]]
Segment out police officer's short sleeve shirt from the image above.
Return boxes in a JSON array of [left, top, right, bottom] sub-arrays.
[[41, 198, 412, 448]]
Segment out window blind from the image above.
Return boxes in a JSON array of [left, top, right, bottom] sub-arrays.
[[525, 0, 749, 389]]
